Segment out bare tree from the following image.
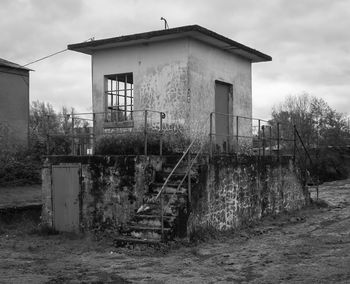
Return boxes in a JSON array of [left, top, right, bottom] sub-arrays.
[[271, 93, 349, 148]]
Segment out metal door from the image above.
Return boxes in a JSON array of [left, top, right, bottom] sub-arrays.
[[215, 82, 232, 152], [52, 165, 80, 232]]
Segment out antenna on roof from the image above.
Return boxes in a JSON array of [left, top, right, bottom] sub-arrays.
[[160, 17, 169, 30]]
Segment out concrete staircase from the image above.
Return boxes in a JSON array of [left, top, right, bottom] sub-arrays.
[[114, 156, 196, 246]]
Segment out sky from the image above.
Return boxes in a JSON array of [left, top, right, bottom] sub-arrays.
[[1, 0, 349, 119]]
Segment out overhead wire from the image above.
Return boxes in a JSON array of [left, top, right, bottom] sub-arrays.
[[5, 37, 95, 88], [22, 48, 68, 67], [21, 37, 95, 67]]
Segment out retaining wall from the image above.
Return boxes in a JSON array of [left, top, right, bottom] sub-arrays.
[[189, 156, 309, 232]]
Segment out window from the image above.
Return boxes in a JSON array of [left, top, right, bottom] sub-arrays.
[[105, 73, 133, 122]]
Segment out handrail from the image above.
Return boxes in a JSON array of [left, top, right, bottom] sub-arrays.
[[154, 115, 210, 201], [294, 125, 313, 165], [293, 125, 319, 199], [210, 112, 271, 123], [44, 109, 165, 156], [161, 141, 207, 214]]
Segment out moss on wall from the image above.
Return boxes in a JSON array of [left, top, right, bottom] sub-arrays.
[[41, 155, 162, 235], [189, 155, 309, 233]]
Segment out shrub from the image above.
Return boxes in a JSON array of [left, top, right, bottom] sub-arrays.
[[0, 147, 41, 186], [314, 147, 350, 182], [95, 130, 192, 155]]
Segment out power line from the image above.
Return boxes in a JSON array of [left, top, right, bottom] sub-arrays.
[[22, 48, 68, 67], [21, 37, 95, 67]]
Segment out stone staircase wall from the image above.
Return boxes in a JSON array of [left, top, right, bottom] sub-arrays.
[[42, 154, 309, 242]]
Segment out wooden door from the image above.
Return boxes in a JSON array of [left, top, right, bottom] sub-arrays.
[[52, 165, 80, 232]]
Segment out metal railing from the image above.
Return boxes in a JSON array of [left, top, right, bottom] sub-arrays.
[[294, 126, 319, 199], [39, 109, 166, 156], [208, 112, 296, 159], [152, 116, 210, 240], [152, 113, 320, 239], [39, 109, 309, 161]]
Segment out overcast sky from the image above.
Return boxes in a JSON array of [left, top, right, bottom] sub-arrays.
[[1, 0, 349, 119]]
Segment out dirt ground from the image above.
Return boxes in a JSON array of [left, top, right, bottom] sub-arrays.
[[1, 180, 350, 283]]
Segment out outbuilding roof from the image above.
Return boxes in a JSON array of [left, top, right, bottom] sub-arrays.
[[68, 25, 272, 63], [0, 58, 30, 71]]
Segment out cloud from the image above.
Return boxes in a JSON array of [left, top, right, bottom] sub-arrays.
[[0, 0, 349, 118]]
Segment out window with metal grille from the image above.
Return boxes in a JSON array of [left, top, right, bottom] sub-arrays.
[[105, 73, 133, 122]]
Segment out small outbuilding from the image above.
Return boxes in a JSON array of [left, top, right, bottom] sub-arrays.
[[0, 58, 30, 148], [41, 26, 311, 242], [68, 25, 271, 151]]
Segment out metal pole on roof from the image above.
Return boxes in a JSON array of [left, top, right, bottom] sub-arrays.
[[160, 17, 169, 29]]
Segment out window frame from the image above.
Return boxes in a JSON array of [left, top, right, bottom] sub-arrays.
[[104, 72, 134, 124]]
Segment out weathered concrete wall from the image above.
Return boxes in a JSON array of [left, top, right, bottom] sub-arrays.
[[189, 156, 309, 232], [188, 38, 252, 141], [91, 37, 253, 142], [42, 154, 309, 237], [0, 66, 29, 147], [41, 155, 162, 233], [92, 38, 189, 135]]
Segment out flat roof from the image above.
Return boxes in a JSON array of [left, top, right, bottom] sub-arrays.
[[0, 58, 31, 71], [68, 25, 272, 63]]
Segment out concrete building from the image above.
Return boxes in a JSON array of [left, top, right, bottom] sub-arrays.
[[0, 58, 30, 148], [68, 25, 271, 151], [41, 27, 313, 241]]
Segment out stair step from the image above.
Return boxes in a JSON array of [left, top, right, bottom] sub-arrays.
[[114, 236, 162, 246], [134, 214, 175, 220], [136, 203, 178, 215], [163, 155, 184, 164], [131, 217, 161, 225], [162, 167, 197, 175], [131, 215, 176, 227], [124, 225, 172, 241], [126, 225, 171, 232], [152, 183, 188, 190], [157, 171, 187, 177], [145, 191, 187, 198], [156, 172, 188, 182]]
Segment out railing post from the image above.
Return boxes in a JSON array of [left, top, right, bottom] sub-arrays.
[[236, 116, 239, 154], [258, 119, 261, 157], [159, 112, 163, 157], [269, 125, 272, 156], [46, 134, 50, 156], [160, 194, 164, 241], [92, 113, 96, 155], [209, 112, 213, 158], [71, 111, 75, 155], [188, 151, 191, 206], [144, 110, 148, 156], [46, 115, 50, 155], [262, 125, 265, 157], [277, 122, 280, 162], [316, 132, 319, 200], [293, 125, 296, 163]]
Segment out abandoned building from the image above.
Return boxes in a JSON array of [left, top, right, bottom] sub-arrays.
[[67, 25, 271, 151], [0, 58, 30, 148], [42, 25, 310, 245]]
